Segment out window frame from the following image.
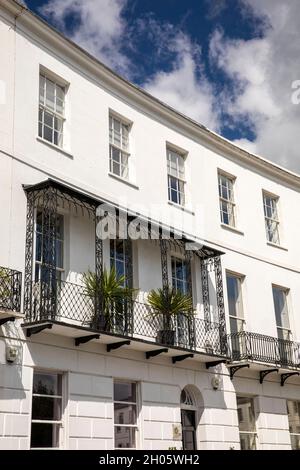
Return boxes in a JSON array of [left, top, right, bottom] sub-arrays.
[[236, 396, 257, 450], [38, 72, 66, 148], [113, 380, 139, 449], [226, 271, 245, 333], [171, 256, 189, 295], [287, 400, 300, 450], [30, 370, 65, 449], [33, 209, 65, 283], [167, 147, 186, 206], [218, 170, 236, 227], [263, 191, 280, 245], [109, 114, 131, 180], [272, 284, 291, 340]]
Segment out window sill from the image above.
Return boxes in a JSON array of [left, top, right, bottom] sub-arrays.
[[108, 172, 139, 189], [220, 223, 244, 235], [36, 137, 73, 159], [168, 201, 195, 215], [267, 241, 288, 251]]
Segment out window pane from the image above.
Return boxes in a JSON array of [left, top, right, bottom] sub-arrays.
[[43, 125, 53, 143], [33, 373, 62, 396], [287, 401, 300, 434], [114, 426, 136, 448], [45, 79, 55, 111], [112, 161, 121, 176], [182, 410, 195, 427], [240, 433, 256, 450], [111, 146, 121, 163], [32, 396, 62, 420], [272, 287, 289, 329], [56, 240, 64, 269], [226, 275, 243, 318], [44, 111, 53, 128], [114, 403, 136, 425], [114, 382, 136, 402], [290, 434, 300, 450], [39, 76, 45, 104], [31, 423, 60, 448], [54, 116, 63, 133], [237, 397, 256, 432], [230, 317, 244, 334]]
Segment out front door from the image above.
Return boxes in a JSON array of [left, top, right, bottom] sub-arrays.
[[181, 409, 196, 450]]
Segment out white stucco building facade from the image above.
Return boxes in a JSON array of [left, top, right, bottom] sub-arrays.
[[0, 0, 300, 450]]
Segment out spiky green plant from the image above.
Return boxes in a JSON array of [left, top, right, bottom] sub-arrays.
[[147, 286, 194, 330], [82, 266, 137, 329]]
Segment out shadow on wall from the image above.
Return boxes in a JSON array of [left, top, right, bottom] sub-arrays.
[[0, 320, 27, 399]]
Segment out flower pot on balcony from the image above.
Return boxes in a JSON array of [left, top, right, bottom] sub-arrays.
[[82, 267, 138, 333], [157, 329, 176, 346], [146, 286, 195, 348]]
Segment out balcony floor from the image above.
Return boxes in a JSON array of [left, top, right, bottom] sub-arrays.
[[21, 319, 228, 364]]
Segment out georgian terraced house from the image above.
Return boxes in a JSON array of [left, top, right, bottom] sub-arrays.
[[0, 0, 300, 451]]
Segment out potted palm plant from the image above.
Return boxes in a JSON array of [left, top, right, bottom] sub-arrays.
[[147, 286, 194, 346], [82, 266, 137, 332]]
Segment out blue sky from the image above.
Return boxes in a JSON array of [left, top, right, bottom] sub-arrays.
[[23, 0, 300, 172]]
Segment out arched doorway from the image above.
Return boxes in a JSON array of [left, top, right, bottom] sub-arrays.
[[180, 387, 198, 450]]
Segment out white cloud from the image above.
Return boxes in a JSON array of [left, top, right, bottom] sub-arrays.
[[210, 0, 300, 172], [39, 0, 130, 75], [205, 0, 228, 19], [144, 32, 219, 131]]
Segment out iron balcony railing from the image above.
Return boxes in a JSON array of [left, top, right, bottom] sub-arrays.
[[25, 279, 226, 356], [228, 331, 300, 369], [0, 266, 22, 312]]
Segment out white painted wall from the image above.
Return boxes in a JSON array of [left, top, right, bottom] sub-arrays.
[[0, 1, 300, 450]]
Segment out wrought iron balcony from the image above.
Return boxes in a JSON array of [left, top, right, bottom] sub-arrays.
[[228, 331, 300, 369], [24, 279, 226, 357], [0, 266, 22, 312]]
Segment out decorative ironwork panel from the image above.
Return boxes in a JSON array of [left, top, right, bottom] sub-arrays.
[[228, 330, 300, 369], [184, 248, 195, 349], [94, 212, 103, 328], [214, 256, 227, 355], [24, 191, 35, 317], [160, 238, 169, 291], [124, 237, 133, 334], [40, 186, 58, 320], [0, 266, 22, 312], [201, 258, 210, 324]]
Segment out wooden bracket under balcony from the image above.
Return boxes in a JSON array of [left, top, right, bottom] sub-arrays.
[[107, 340, 131, 352], [259, 369, 278, 384], [146, 348, 168, 359], [26, 324, 53, 337], [75, 334, 100, 346], [229, 364, 250, 380], [172, 353, 194, 364], [280, 372, 299, 386], [206, 360, 227, 369]]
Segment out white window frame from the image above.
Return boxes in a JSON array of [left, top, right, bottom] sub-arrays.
[[33, 210, 65, 283], [287, 400, 300, 450], [109, 114, 131, 180], [167, 148, 186, 206], [171, 256, 189, 295], [263, 191, 280, 245], [30, 370, 65, 449], [236, 396, 257, 450], [272, 284, 291, 340], [113, 380, 139, 449], [39, 72, 66, 148], [226, 272, 245, 333], [218, 171, 236, 227]]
